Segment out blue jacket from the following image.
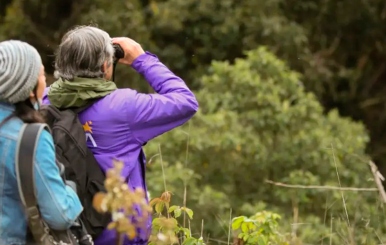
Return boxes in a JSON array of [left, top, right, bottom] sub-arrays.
[[0, 102, 83, 245]]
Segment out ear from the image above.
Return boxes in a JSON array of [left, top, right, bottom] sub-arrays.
[[102, 61, 108, 72], [29, 91, 37, 103], [29, 91, 35, 100]]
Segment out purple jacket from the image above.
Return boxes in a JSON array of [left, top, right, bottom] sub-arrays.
[[43, 52, 198, 245]]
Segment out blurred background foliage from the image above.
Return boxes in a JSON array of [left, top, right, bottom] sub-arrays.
[[1, 0, 386, 243]]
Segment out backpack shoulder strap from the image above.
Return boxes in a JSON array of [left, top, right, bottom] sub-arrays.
[[15, 123, 51, 243]]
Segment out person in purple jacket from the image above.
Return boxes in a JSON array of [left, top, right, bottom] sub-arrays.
[[42, 26, 198, 245]]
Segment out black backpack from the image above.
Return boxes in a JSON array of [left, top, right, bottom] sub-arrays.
[[41, 103, 110, 239]]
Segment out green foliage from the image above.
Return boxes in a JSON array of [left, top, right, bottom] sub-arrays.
[[144, 0, 386, 171], [2, 0, 386, 168], [183, 237, 206, 245], [232, 212, 288, 245], [168, 205, 193, 219], [149, 191, 202, 245], [2, 0, 386, 243], [149, 216, 179, 245], [146, 47, 384, 243]]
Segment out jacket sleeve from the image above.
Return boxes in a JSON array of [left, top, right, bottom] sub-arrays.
[[126, 52, 199, 144], [33, 130, 83, 230]]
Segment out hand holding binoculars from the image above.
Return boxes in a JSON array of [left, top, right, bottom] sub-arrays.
[[113, 44, 125, 64], [112, 37, 145, 66]]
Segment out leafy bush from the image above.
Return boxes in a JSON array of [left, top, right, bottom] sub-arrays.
[[145, 47, 384, 243]]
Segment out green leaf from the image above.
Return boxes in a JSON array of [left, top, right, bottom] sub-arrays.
[[272, 214, 281, 220], [248, 222, 256, 231], [155, 201, 165, 214], [180, 227, 191, 238], [183, 237, 197, 245], [232, 216, 245, 230], [184, 208, 194, 219], [248, 236, 258, 244], [174, 207, 182, 218], [257, 236, 268, 245], [151, 218, 161, 229], [256, 228, 263, 236], [243, 234, 249, 242], [241, 223, 249, 233], [168, 205, 180, 213]]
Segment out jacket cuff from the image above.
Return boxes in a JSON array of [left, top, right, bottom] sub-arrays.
[[131, 51, 159, 74]]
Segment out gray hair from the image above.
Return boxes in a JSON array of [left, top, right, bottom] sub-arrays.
[[54, 26, 114, 81]]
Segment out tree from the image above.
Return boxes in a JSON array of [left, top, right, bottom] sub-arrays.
[[2, 0, 386, 174], [145, 47, 383, 243], [144, 0, 386, 174], [280, 0, 386, 175], [2, 1, 386, 242]]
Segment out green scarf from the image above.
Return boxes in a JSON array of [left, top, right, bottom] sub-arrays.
[[48, 77, 117, 108]]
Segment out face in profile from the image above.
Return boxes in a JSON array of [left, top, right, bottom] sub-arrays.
[[30, 65, 46, 101]]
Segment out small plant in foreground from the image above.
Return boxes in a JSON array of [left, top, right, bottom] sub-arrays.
[[93, 160, 152, 244], [232, 211, 288, 245], [149, 191, 204, 245]]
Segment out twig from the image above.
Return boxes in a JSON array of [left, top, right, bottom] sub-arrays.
[[117, 233, 124, 245], [147, 153, 160, 165], [184, 121, 191, 168], [368, 160, 386, 203], [189, 220, 191, 236], [265, 180, 378, 192], [331, 144, 350, 227], [322, 195, 329, 245], [158, 144, 169, 218], [228, 209, 232, 245], [183, 122, 191, 229], [183, 186, 187, 228], [201, 219, 204, 238], [336, 218, 351, 245], [212, 212, 228, 235], [290, 223, 313, 226], [291, 195, 299, 238], [158, 144, 167, 192], [374, 231, 384, 245], [209, 238, 229, 244], [330, 215, 333, 245]]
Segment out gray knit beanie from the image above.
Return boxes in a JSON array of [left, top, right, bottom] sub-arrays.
[[0, 40, 42, 103]]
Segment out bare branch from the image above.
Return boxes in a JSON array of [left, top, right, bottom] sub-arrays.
[[368, 160, 386, 203], [265, 180, 378, 192]]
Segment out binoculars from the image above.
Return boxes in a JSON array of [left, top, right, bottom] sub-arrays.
[[112, 44, 124, 81], [113, 44, 125, 63]]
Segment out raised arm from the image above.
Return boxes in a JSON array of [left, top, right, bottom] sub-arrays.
[[113, 38, 198, 144], [34, 130, 83, 230]]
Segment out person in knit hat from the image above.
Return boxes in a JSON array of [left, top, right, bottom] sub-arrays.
[[0, 40, 82, 244]]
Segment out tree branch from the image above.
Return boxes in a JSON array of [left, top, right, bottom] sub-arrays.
[[368, 160, 386, 203], [265, 180, 378, 192]]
